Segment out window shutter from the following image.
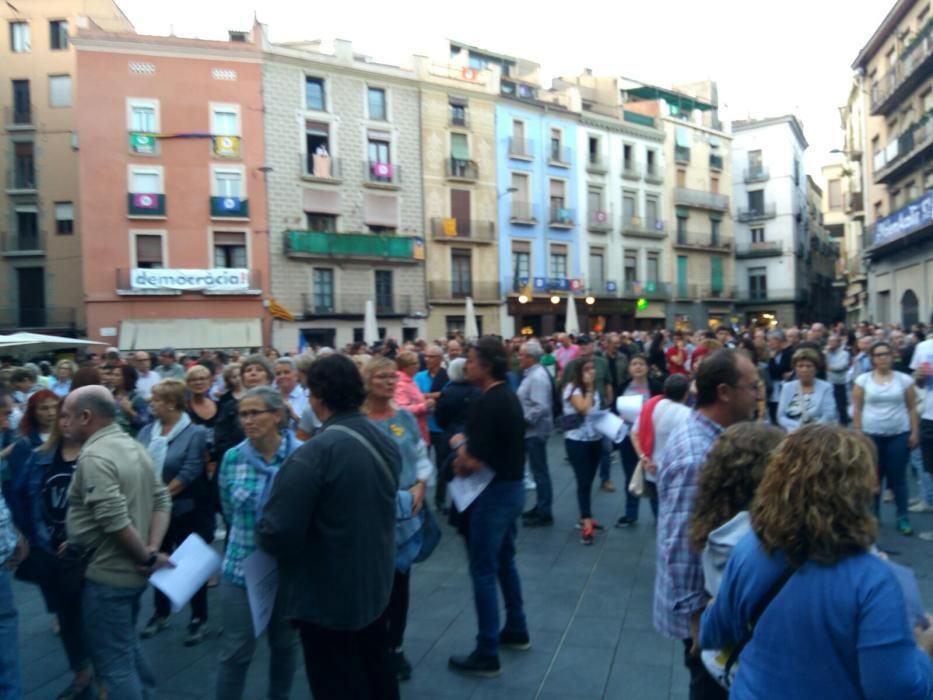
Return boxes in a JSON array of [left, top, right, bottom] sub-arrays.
[[136, 235, 162, 263]]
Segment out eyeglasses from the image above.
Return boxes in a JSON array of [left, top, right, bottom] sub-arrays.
[[238, 409, 276, 420], [872, 352, 891, 358]]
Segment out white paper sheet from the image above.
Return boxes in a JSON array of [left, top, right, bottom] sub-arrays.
[[616, 395, 645, 424], [448, 465, 495, 512], [243, 549, 279, 638], [149, 533, 221, 614], [591, 410, 628, 443]]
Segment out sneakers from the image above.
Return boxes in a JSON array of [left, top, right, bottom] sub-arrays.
[[391, 650, 412, 681], [140, 615, 169, 639], [600, 480, 616, 492], [499, 629, 531, 651], [523, 513, 554, 527], [897, 517, 914, 536], [448, 651, 502, 678], [581, 524, 595, 545], [909, 501, 933, 513], [183, 618, 207, 647], [575, 519, 605, 530], [615, 516, 637, 528]]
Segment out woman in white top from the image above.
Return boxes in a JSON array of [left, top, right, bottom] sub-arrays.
[[562, 359, 602, 545], [853, 340, 919, 536], [777, 348, 837, 432]]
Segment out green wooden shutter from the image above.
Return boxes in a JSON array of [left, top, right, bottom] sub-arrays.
[[711, 256, 723, 293], [677, 256, 689, 297]]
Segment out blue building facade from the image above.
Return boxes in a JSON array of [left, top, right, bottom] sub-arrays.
[[496, 100, 581, 337]]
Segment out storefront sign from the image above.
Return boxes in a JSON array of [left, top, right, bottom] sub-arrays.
[[872, 191, 933, 248], [130, 268, 250, 291]]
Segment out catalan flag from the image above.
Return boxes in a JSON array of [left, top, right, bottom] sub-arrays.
[[268, 298, 295, 322]]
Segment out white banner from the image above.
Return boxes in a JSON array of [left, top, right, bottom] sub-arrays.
[[131, 268, 250, 291]]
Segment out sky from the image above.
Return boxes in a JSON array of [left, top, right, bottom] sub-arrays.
[[115, 0, 894, 179]]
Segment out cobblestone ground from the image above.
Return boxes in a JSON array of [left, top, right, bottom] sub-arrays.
[[16, 435, 933, 699]]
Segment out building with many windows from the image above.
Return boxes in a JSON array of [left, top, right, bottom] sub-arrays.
[[1, 0, 132, 336], [74, 25, 269, 349], [623, 82, 735, 330], [262, 34, 426, 350], [414, 47, 501, 339], [853, 0, 932, 327]]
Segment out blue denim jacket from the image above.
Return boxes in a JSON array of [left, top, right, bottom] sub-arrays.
[[13, 446, 57, 553]]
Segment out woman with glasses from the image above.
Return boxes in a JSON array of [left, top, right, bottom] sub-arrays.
[[361, 357, 433, 682], [853, 340, 919, 536], [215, 386, 301, 700], [49, 359, 75, 398], [776, 348, 837, 432]]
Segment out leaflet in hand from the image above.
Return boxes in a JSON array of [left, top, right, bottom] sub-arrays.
[[448, 465, 495, 512], [616, 395, 645, 424], [590, 409, 628, 443], [149, 533, 221, 613]]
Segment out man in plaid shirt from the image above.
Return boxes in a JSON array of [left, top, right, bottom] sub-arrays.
[[654, 350, 761, 699]]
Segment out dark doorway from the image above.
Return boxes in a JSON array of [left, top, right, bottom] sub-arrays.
[[17, 267, 45, 327]]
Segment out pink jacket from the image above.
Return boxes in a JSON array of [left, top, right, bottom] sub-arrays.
[[394, 371, 430, 443]]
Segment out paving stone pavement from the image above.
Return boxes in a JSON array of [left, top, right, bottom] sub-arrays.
[[14, 435, 933, 699]]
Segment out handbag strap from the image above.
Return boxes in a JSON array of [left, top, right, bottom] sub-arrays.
[[326, 424, 395, 484], [724, 565, 795, 676]]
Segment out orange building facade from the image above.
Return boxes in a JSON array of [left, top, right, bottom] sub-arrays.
[[74, 27, 270, 350]]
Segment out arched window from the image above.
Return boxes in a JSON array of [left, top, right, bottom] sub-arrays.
[[901, 289, 919, 328]]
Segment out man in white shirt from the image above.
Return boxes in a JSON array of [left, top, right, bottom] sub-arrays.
[[274, 357, 309, 430], [132, 352, 160, 400], [910, 336, 933, 519]]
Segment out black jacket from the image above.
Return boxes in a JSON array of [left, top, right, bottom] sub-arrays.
[[767, 347, 793, 386], [258, 411, 400, 631], [434, 381, 481, 438]]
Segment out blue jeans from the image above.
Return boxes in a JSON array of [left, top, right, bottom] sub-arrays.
[[526, 436, 552, 518], [619, 437, 643, 521], [0, 569, 21, 700], [598, 437, 612, 482], [869, 432, 910, 519], [83, 580, 155, 700], [466, 480, 526, 657]]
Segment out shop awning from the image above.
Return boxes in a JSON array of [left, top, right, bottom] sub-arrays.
[[364, 193, 399, 227], [119, 318, 262, 351]]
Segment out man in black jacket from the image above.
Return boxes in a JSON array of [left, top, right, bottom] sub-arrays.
[[766, 330, 793, 424], [258, 354, 401, 700]]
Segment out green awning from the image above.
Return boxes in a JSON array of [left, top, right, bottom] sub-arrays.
[[625, 85, 715, 112], [709, 211, 723, 222], [676, 207, 689, 218]]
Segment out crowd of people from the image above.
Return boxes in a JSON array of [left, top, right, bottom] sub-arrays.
[[0, 318, 932, 698]]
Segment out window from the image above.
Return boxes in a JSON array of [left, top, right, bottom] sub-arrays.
[[549, 179, 566, 214], [792, 156, 800, 185], [550, 128, 564, 161], [748, 190, 764, 213], [676, 212, 688, 242], [511, 241, 530, 287], [15, 207, 38, 250], [367, 133, 391, 168], [12, 80, 30, 123], [450, 132, 469, 160], [134, 234, 164, 269], [510, 119, 527, 156], [48, 75, 71, 107], [211, 106, 239, 136], [213, 231, 247, 268], [588, 136, 600, 166], [49, 20, 68, 50], [312, 268, 334, 312], [589, 249, 605, 288], [305, 121, 331, 174], [451, 249, 472, 297], [828, 179, 842, 210], [549, 245, 568, 279], [375, 270, 394, 312], [449, 99, 467, 126], [10, 22, 29, 52], [213, 169, 242, 198], [748, 150, 763, 173], [12, 142, 34, 189], [130, 169, 161, 194], [676, 168, 686, 188], [306, 212, 337, 232], [624, 252, 637, 285], [645, 196, 659, 226], [646, 149, 657, 177], [367, 87, 387, 120], [622, 192, 636, 224], [646, 252, 660, 282], [710, 175, 719, 193], [588, 188, 603, 219], [130, 103, 157, 132], [54, 202, 73, 235], [623, 144, 633, 170], [368, 225, 396, 235], [306, 77, 325, 110], [710, 256, 724, 294], [751, 226, 764, 243], [711, 218, 720, 245], [749, 267, 767, 300]]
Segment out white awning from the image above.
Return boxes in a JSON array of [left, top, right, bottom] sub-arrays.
[[119, 318, 262, 351]]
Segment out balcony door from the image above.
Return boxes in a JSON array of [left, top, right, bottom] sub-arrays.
[[375, 270, 393, 313], [710, 256, 724, 295], [451, 249, 472, 298], [450, 189, 471, 237], [677, 256, 688, 297], [12, 80, 30, 123], [17, 267, 45, 327]]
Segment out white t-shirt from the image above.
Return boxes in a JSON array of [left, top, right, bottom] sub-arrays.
[[855, 371, 913, 435], [634, 399, 691, 483], [909, 339, 933, 422], [562, 384, 601, 442]]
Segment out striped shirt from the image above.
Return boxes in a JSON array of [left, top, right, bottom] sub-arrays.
[[0, 494, 18, 564], [654, 411, 723, 640]]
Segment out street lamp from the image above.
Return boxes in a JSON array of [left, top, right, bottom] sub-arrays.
[[498, 187, 519, 201], [550, 295, 560, 304], [585, 295, 595, 305]]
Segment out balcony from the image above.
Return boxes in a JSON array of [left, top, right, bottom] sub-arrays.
[[510, 201, 537, 225], [4, 104, 34, 129], [548, 206, 575, 228], [623, 111, 656, 128], [6, 159, 36, 193], [299, 153, 342, 183], [736, 288, 806, 304], [698, 285, 737, 301], [709, 154, 724, 171], [621, 280, 671, 300], [508, 138, 533, 160], [301, 292, 415, 317], [673, 187, 729, 211], [845, 191, 864, 214], [285, 230, 420, 263], [0, 305, 76, 331], [621, 162, 641, 181], [872, 113, 933, 185], [644, 165, 664, 184], [115, 268, 263, 295], [430, 218, 496, 243], [1, 230, 44, 256], [127, 193, 166, 218], [363, 161, 402, 189], [735, 240, 783, 258], [586, 154, 607, 174], [210, 196, 249, 218], [737, 204, 777, 222], [587, 210, 612, 233], [445, 157, 478, 181], [675, 145, 690, 164], [428, 280, 501, 302], [673, 230, 732, 252], [870, 20, 932, 116], [621, 217, 667, 239], [864, 191, 933, 255], [449, 111, 469, 128], [744, 166, 769, 183], [548, 146, 572, 168]]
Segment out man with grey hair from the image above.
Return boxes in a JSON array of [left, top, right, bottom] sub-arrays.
[[63, 386, 172, 699], [517, 340, 554, 526], [274, 356, 309, 430]]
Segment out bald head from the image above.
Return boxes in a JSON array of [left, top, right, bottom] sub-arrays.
[[61, 385, 117, 443]]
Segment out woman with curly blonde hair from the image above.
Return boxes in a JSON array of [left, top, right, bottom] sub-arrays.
[[700, 425, 933, 698]]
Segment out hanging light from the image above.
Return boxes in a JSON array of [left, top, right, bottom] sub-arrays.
[[585, 295, 595, 305], [550, 295, 560, 304], [518, 294, 529, 304]]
